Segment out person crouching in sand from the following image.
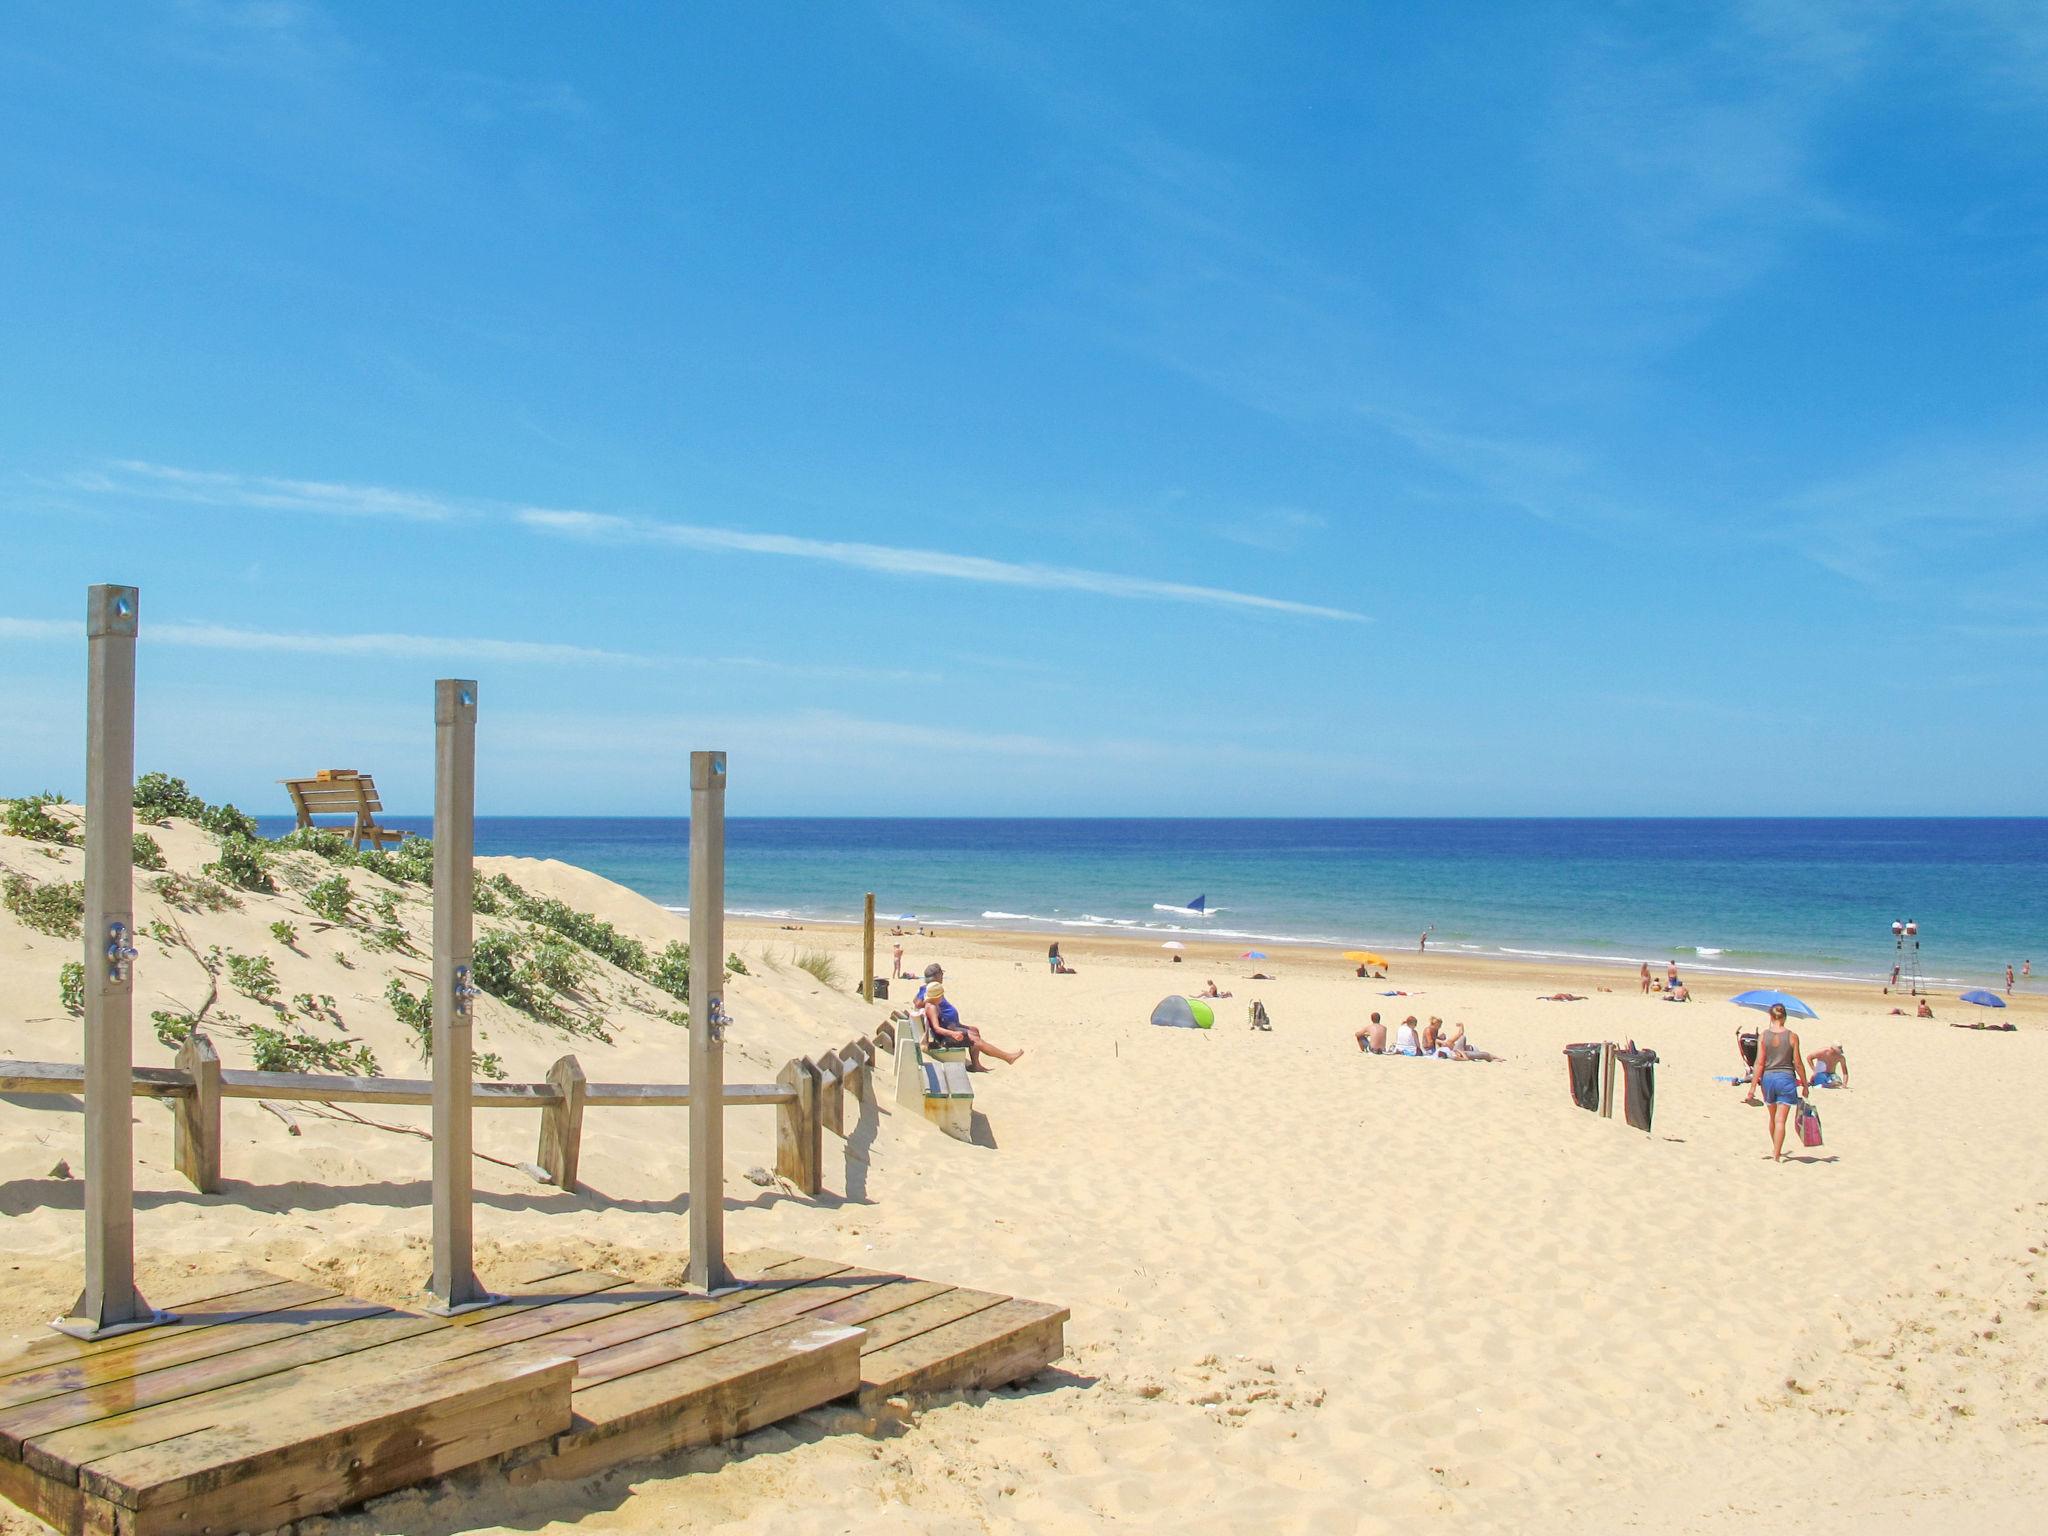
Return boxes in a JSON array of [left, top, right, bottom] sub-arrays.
[[1355, 1011, 1386, 1053], [919, 965, 1022, 1072]]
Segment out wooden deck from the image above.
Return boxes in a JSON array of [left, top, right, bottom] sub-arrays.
[[0, 1253, 1067, 1535]]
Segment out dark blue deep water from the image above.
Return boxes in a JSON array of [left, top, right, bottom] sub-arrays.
[[255, 817, 2046, 988]]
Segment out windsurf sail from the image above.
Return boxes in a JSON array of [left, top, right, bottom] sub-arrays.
[[1152, 893, 1216, 917]]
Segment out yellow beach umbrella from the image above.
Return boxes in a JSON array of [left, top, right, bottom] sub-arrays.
[[1343, 950, 1389, 967]]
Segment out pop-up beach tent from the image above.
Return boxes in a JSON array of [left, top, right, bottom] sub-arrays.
[[1151, 995, 1217, 1029]]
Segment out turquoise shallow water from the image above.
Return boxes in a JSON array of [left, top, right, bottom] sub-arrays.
[[256, 816, 2045, 990]]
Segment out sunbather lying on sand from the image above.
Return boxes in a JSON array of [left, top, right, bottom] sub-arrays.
[[1438, 1021, 1500, 1061], [1950, 1020, 2016, 1032], [1538, 992, 1587, 1002]]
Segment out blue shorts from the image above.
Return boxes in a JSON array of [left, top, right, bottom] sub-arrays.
[[1760, 1070, 1801, 1106]]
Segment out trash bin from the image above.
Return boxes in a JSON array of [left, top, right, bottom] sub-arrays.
[[872, 977, 889, 1001], [1616, 1047, 1658, 1133], [1564, 1042, 1602, 1112]]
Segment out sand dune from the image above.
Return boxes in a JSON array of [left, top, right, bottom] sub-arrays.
[[3, 819, 2044, 1533]]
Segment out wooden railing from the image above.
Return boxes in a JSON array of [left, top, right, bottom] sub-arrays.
[[2, 1020, 896, 1202]]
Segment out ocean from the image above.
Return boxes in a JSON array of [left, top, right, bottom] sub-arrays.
[[252, 817, 2045, 989]]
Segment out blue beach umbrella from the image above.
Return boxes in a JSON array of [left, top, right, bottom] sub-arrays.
[[1729, 988, 1819, 1020], [1242, 950, 1268, 960], [1959, 988, 2007, 1008]]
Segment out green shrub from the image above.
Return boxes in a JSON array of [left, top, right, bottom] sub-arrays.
[[471, 873, 501, 914], [144, 918, 178, 952], [307, 875, 352, 923], [204, 833, 274, 892], [149, 872, 240, 912], [3, 793, 74, 845], [483, 880, 647, 975], [387, 836, 434, 885], [275, 827, 353, 860], [270, 919, 299, 949], [133, 773, 206, 823], [246, 1023, 378, 1077], [793, 949, 840, 987], [2, 872, 85, 938], [474, 1051, 506, 1080], [385, 977, 433, 1059], [150, 1010, 195, 1049], [224, 951, 279, 1000], [649, 941, 691, 1000], [725, 952, 749, 975], [59, 960, 86, 1015], [196, 802, 258, 840], [131, 832, 166, 870]]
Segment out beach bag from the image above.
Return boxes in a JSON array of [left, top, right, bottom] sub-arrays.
[[1797, 1101, 1823, 1148]]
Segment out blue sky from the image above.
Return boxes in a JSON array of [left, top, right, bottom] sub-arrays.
[[3, 1, 2043, 816]]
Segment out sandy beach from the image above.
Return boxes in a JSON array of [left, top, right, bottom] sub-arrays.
[[3, 817, 2045, 1534]]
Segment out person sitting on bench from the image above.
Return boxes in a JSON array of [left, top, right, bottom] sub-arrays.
[[918, 965, 1022, 1072]]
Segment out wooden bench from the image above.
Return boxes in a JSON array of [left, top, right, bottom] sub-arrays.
[[278, 770, 405, 850]]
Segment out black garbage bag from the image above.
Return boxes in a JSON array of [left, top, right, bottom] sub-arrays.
[[1564, 1042, 1602, 1111], [1617, 1047, 1659, 1132]]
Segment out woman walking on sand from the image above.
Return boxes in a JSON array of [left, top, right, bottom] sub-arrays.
[[1755, 1002, 1809, 1162]]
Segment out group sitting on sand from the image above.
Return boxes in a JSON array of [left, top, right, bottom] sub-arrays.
[[916, 964, 1023, 1072], [1354, 1012, 1500, 1060]]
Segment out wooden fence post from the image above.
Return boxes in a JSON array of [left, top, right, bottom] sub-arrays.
[[1599, 1042, 1617, 1119], [861, 892, 875, 1003], [173, 1032, 221, 1194], [774, 1058, 821, 1196], [428, 679, 490, 1313], [816, 1054, 845, 1137], [58, 583, 163, 1338], [687, 750, 735, 1293], [839, 1041, 867, 1107], [538, 1054, 587, 1193]]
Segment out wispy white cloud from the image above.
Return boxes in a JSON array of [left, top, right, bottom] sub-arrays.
[[69, 462, 1364, 622], [0, 614, 939, 685], [517, 508, 1368, 622], [1214, 508, 1328, 553], [74, 461, 467, 520]]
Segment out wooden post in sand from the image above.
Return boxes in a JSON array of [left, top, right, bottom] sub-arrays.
[[1598, 1042, 1618, 1119], [687, 751, 736, 1293], [428, 679, 491, 1313], [56, 584, 165, 1339], [861, 892, 876, 1002]]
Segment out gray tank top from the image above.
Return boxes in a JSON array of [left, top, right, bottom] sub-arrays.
[[1761, 1027, 1796, 1072]]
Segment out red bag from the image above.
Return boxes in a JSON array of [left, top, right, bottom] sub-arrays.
[[1798, 1101, 1823, 1148]]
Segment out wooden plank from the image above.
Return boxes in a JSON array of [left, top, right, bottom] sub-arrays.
[[0, 1280, 345, 1413], [0, 1274, 319, 1389], [844, 1286, 1010, 1353], [0, 1448, 86, 1536], [461, 1258, 857, 1384], [76, 1350, 575, 1530], [515, 1318, 861, 1485], [792, 1275, 954, 1335], [858, 1297, 1069, 1408], [15, 1307, 435, 1470], [0, 1060, 191, 1098], [568, 1265, 898, 1390], [581, 1083, 795, 1108], [218, 1071, 559, 1107]]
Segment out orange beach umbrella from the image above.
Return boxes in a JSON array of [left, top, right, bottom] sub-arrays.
[[1343, 950, 1389, 967]]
